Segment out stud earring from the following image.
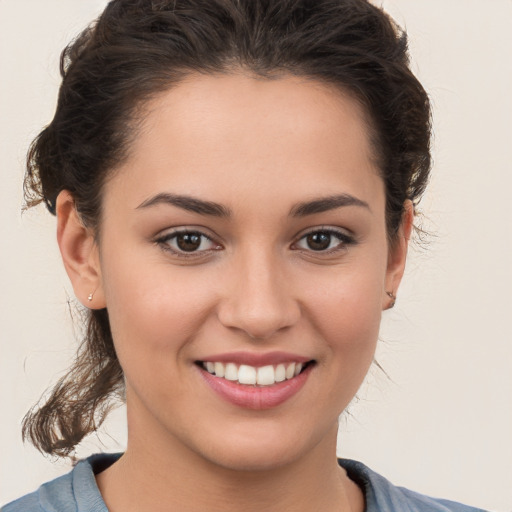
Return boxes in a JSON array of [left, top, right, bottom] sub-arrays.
[[386, 291, 396, 308], [87, 292, 94, 302]]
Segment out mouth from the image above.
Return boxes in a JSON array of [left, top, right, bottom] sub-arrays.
[[196, 360, 314, 387]]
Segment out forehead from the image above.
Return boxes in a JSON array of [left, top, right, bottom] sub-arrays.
[[106, 72, 384, 213]]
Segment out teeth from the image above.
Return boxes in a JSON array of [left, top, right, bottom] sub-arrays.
[[238, 365, 256, 385], [275, 364, 286, 382], [214, 362, 225, 378], [285, 363, 296, 380], [256, 365, 275, 386], [202, 361, 307, 386], [224, 362, 238, 381]]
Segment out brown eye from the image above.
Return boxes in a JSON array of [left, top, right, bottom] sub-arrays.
[[156, 230, 220, 256], [306, 232, 332, 251], [176, 233, 203, 252], [295, 228, 355, 254]]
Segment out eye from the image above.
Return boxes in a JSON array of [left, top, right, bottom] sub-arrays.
[[155, 229, 221, 256], [294, 228, 355, 253]]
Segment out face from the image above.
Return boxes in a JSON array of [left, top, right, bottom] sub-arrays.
[[78, 73, 408, 471]]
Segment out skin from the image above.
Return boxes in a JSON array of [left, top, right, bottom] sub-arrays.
[[57, 72, 412, 512]]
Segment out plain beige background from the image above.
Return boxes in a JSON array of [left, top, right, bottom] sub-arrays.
[[1, 1, 511, 510]]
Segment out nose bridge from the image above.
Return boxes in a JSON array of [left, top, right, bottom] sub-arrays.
[[217, 243, 300, 340]]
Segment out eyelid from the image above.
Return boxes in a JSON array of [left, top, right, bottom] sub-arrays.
[[292, 226, 356, 253], [154, 227, 223, 258], [153, 225, 356, 259]]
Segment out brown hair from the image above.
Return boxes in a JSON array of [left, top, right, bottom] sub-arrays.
[[22, 0, 431, 457]]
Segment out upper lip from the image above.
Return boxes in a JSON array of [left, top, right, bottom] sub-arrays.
[[197, 351, 313, 367]]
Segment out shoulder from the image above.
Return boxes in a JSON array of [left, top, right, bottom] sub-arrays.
[[1, 453, 121, 512], [338, 459, 490, 512], [1, 470, 73, 512], [1, 491, 42, 512]]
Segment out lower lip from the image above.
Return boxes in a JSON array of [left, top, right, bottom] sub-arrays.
[[198, 364, 313, 410]]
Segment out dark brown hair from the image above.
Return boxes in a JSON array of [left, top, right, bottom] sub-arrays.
[[22, 0, 432, 457]]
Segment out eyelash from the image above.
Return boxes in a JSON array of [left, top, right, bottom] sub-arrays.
[[155, 229, 220, 259], [293, 228, 356, 255], [154, 227, 356, 259]]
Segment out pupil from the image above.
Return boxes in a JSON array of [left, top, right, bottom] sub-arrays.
[[307, 232, 331, 251], [177, 233, 201, 252]]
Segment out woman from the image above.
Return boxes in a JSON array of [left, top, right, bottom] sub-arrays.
[[0, 0, 495, 510]]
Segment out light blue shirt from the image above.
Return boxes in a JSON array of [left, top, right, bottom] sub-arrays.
[[1, 453, 489, 511]]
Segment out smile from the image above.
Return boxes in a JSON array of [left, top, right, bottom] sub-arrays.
[[196, 358, 315, 409], [200, 361, 308, 386]]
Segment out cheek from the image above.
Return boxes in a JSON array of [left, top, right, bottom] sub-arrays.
[[301, 257, 385, 385], [306, 261, 384, 338], [100, 249, 216, 361], [100, 264, 218, 413]]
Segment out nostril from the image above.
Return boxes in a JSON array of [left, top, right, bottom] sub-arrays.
[[216, 281, 301, 340], [217, 310, 300, 341]]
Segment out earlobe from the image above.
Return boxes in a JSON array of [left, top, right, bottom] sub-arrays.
[[383, 200, 414, 310], [56, 190, 106, 309]]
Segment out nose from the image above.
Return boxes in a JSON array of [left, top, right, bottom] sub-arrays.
[[216, 249, 301, 340]]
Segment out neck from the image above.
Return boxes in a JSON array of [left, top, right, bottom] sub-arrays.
[[96, 402, 362, 512]]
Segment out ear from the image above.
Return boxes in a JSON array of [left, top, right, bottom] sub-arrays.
[[56, 190, 106, 309], [383, 200, 414, 310]]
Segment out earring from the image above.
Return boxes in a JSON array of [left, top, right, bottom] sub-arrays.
[[87, 292, 94, 302], [386, 291, 396, 308]]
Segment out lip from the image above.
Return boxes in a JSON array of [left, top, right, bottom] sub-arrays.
[[197, 360, 314, 410], [198, 351, 311, 367]]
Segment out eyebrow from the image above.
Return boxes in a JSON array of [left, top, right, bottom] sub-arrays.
[[136, 193, 232, 217], [289, 194, 370, 217], [136, 192, 370, 217]]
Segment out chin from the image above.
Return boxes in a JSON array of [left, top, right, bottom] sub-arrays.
[[187, 419, 335, 474], [201, 443, 306, 473]]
